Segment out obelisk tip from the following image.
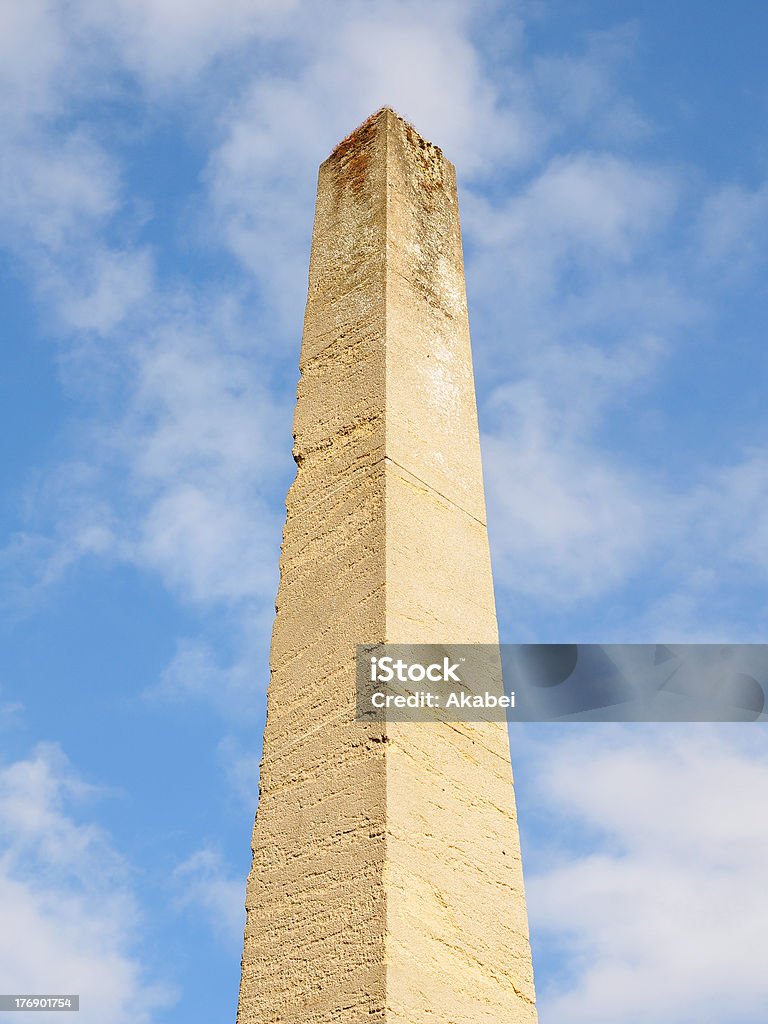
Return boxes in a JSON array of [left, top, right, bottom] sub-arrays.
[[328, 107, 441, 163]]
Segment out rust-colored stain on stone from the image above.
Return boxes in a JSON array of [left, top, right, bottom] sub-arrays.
[[328, 108, 382, 195], [329, 107, 446, 198], [236, 108, 538, 1024]]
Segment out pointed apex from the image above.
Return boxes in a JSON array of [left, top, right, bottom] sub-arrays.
[[328, 107, 442, 163]]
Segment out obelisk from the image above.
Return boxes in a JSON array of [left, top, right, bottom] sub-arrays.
[[237, 108, 538, 1023]]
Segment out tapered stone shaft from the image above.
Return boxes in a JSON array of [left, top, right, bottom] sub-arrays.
[[237, 108, 538, 1024]]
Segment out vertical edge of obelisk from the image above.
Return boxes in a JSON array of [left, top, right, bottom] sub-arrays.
[[379, 111, 539, 1022], [237, 113, 390, 1024]]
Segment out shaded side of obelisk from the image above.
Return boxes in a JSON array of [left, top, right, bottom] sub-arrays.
[[236, 108, 538, 1023]]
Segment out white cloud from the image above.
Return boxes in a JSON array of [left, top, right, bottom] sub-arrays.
[[332, 7, 537, 173], [462, 151, 728, 612], [0, 4, 152, 337], [0, 0, 765, 685], [80, 0, 300, 88], [3, 288, 290, 613], [0, 2, 77, 121], [217, 735, 262, 806], [532, 24, 650, 143], [0, 745, 172, 1024], [0, 468, 117, 614], [0, 0, 290, 616], [172, 847, 245, 946], [483, 398, 768, 612], [0, 131, 117, 251], [484, 431, 653, 600], [464, 152, 678, 322], [204, 0, 540, 330], [54, 248, 155, 335], [1, 0, 682, 618], [521, 727, 768, 1024], [150, 600, 272, 716], [0, 10, 766, 1024], [525, 154, 674, 256], [135, 483, 276, 603], [0, 694, 23, 726], [687, 448, 768, 580], [633, 582, 768, 645], [118, 303, 289, 605], [480, 328, 667, 602], [695, 180, 768, 276]]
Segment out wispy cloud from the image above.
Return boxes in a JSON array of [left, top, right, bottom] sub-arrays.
[[695, 180, 768, 277], [1, 4, 768, 1022], [172, 847, 245, 947], [2, 0, 766, 675], [149, 600, 272, 716], [0, 744, 172, 1023], [519, 726, 768, 1024]]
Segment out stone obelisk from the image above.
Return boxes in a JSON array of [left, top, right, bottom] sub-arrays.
[[237, 108, 538, 1023]]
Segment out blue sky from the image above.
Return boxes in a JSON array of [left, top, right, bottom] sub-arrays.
[[1, 2, 767, 1022]]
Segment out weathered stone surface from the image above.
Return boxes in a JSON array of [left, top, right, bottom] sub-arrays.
[[237, 108, 538, 1024]]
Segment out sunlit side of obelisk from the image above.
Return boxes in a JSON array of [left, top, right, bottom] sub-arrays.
[[236, 108, 538, 1024]]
